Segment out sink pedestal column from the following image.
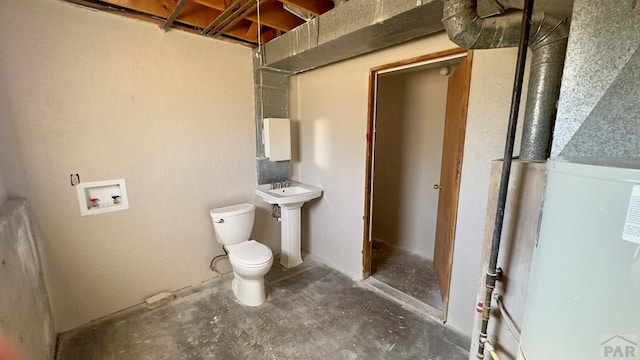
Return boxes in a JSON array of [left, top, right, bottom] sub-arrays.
[[279, 203, 304, 268]]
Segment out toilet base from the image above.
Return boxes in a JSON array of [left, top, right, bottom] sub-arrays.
[[231, 273, 267, 307]]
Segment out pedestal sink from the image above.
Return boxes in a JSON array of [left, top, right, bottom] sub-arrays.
[[256, 182, 323, 268]]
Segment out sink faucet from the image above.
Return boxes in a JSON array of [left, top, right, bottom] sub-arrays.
[[271, 179, 290, 189]]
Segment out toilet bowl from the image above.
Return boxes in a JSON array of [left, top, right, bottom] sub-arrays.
[[210, 203, 273, 306]]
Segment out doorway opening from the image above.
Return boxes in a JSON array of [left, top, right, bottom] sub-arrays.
[[362, 49, 473, 319]]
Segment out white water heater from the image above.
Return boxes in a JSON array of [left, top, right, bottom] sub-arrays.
[[519, 160, 640, 359]]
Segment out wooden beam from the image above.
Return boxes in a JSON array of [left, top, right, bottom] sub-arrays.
[[99, 0, 260, 43], [244, 23, 278, 43], [177, 1, 224, 25], [245, 0, 304, 32], [258, 27, 278, 43], [196, 0, 303, 32], [197, 0, 245, 34], [247, 22, 259, 36], [278, 0, 333, 16], [210, 0, 263, 37], [177, 2, 261, 41], [192, 0, 226, 11], [161, 0, 189, 31], [101, 0, 217, 27], [191, 0, 278, 42]]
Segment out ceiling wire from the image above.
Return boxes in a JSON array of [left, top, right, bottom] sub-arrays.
[[257, 0, 263, 62], [257, 0, 265, 152]]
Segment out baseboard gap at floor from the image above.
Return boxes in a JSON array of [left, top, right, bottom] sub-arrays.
[[361, 276, 444, 322]]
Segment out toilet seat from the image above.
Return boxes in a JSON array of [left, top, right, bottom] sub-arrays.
[[228, 240, 272, 268]]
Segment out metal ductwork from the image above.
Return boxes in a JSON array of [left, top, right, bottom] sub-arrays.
[[262, 0, 445, 73], [442, 0, 569, 160]]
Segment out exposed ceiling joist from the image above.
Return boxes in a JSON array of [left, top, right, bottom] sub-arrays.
[[199, 0, 245, 34], [99, 0, 264, 43], [210, 0, 265, 38], [66, 0, 335, 46], [195, 0, 305, 31], [202, 0, 258, 36], [161, 0, 189, 30], [246, 0, 305, 31]]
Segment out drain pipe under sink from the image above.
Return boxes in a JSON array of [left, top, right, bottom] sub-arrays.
[[271, 204, 282, 222]]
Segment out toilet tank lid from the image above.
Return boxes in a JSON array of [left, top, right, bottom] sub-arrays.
[[210, 203, 255, 218]]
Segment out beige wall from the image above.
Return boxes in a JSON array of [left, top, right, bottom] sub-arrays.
[[289, 33, 526, 335], [0, 86, 27, 204], [0, 0, 275, 331], [469, 161, 546, 359], [372, 68, 448, 259]]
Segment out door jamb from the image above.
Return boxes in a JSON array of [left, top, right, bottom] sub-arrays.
[[361, 48, 471, 318]]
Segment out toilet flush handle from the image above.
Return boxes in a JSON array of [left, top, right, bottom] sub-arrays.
[[214, 219, 225, 223]]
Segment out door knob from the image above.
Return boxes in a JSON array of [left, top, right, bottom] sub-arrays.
[[433, 184, 442, 190]]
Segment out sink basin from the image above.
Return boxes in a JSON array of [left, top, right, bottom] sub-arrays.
[[256, 183, 322, 207]]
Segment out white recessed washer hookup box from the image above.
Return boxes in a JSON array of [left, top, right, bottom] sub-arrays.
[[77, 178, 129, 216]]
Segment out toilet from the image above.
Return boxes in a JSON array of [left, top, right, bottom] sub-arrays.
[[210, 203, 273, 306]]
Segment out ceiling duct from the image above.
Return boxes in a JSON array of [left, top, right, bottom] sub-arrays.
[[261, 0, 445, 73], [283, 3, 314, 21], [442, 0, 569, 160]]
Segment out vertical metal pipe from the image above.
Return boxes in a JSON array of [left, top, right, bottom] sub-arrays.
[[477, 0, 535, 358]]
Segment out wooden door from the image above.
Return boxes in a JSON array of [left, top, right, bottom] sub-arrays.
[[362, 48, 469, 280], [433, 53, 473, 304]]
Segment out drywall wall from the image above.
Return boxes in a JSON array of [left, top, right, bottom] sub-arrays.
[[0, 0, 278, 331], [371, 68, 448, 259], [0, 199, 56, 360], [289, 32, 526, 335], [551, 0, 640, 160], [0, 90, 27, 203], [450, 45, 526, 335], [469, 161, 546, 360], [0, 106, 19, 205]]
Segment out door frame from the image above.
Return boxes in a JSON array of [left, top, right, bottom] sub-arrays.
[[361, 48, 473, 319]]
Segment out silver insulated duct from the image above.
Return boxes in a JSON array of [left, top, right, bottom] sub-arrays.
[[442, 0, 569, 160]]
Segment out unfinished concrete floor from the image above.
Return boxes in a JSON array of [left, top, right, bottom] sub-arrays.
[[371, 240, 443, 310], [57, 256, 468, 360]]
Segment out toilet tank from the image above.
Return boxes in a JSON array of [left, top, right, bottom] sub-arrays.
[[210, 203, 255, 246]]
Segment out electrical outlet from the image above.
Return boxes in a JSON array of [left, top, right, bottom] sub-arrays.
[[70, 174, 80, 186]]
